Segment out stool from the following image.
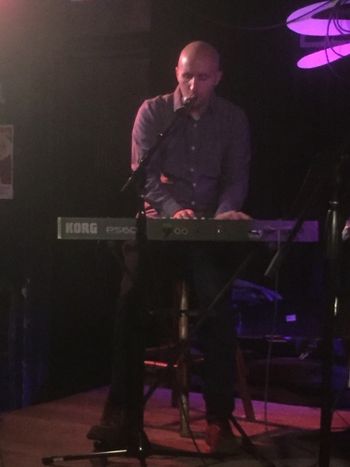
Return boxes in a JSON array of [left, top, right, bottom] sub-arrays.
[[175, 279, 191, 436], [144, 279, 255, 436], [176, 279, 256, 424]]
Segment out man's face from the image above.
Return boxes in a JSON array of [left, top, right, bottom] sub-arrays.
[[176, 54, 222, 111]]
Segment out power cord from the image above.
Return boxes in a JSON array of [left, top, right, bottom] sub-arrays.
[[183, 1, 336, 33]]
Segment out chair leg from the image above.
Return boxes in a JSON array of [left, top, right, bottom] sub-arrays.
[[176, 281, 191, 437], [235, 344, 256, 421], [177, 353, 190, 437]]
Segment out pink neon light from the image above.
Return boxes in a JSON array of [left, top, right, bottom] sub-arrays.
[[287, 1, 350, 68], [287, 1, 350, 36], [297, 43, 350, 68]]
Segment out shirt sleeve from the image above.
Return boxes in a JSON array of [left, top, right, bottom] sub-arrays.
[[131, 99, 183, 217], [215, 108, 251, 215]]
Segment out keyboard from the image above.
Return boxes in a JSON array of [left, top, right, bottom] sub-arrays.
[[57, 217, 319, 243]]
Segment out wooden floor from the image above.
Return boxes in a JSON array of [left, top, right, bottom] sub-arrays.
[[1, 386, 350, 467]]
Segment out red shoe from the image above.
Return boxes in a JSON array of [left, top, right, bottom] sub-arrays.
[[205, 419, 239, 455]]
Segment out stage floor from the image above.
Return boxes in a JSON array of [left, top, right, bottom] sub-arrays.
[[1, 386, 350, 466]]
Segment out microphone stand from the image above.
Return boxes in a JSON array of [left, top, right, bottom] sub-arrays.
[[121, 96, 195, 195], [264, 178, 323, 280], [42, 100, 212, 466], [318, 156, 346, 467], [263, 154, 346, 467]]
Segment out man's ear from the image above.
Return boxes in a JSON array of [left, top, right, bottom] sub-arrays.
[[215, 70, 223, 86], [175, 66, 180, 83]]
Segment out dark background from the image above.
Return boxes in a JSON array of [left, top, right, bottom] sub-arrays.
[[0, 0, 349, 408]]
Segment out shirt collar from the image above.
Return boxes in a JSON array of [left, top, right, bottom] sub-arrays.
[[173, 86, 184, 112]]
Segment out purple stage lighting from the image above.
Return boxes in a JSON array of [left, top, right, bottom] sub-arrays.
[[287, 1, 350, 69]]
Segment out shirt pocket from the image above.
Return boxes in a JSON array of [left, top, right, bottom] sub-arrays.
[[161, 141, 188, 179], [197, 138, 222, 178]]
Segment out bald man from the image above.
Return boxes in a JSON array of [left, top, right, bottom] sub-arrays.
[[132, 41, 250, 221], [88, 41, 251, 455]]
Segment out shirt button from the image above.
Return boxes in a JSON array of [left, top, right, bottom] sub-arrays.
[[190, 145, 196, 151], [192, 182, 197, 187], [193, 123, 197, 129], [190, 167, 195, 173], [191, 201, 196, 206]]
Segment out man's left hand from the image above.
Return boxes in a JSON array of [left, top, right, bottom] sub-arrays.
[[214, 210, 251, 220]]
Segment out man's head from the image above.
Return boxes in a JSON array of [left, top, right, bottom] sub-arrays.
[[176, 41, 222, 113]]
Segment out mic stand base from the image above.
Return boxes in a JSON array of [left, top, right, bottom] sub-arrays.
[[41, 431, 247, 466]]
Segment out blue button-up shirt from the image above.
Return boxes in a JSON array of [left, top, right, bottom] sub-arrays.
[[131, 86, 251, 218]]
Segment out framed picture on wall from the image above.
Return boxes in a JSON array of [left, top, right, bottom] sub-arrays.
[[0, 124, 14, 199]]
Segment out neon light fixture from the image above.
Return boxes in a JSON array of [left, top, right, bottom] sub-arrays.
[[286, 1, 350, 68]]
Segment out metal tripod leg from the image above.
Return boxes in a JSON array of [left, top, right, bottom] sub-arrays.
[[177, 280, 191, 437]]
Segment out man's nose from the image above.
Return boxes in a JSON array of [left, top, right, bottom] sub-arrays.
[[189, 77, 197, 92]]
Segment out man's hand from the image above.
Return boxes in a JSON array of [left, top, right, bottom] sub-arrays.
[[214, 210, 251, 220], [172, 209, 196, 219], [342, 218, 350, 241]]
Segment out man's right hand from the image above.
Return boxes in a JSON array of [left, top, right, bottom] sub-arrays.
[[172, 209, 196, 219], [215, 210, 251, 220]]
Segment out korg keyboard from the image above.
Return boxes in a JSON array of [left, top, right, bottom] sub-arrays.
[[57, 217, 319, 243]]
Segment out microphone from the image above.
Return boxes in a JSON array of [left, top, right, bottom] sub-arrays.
[[175, 95, 197, 115], [182, 95, 196, 108], [174, 95, 197, 118]]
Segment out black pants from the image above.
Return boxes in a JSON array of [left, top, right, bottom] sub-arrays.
[[106, 240, 243, 425]]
